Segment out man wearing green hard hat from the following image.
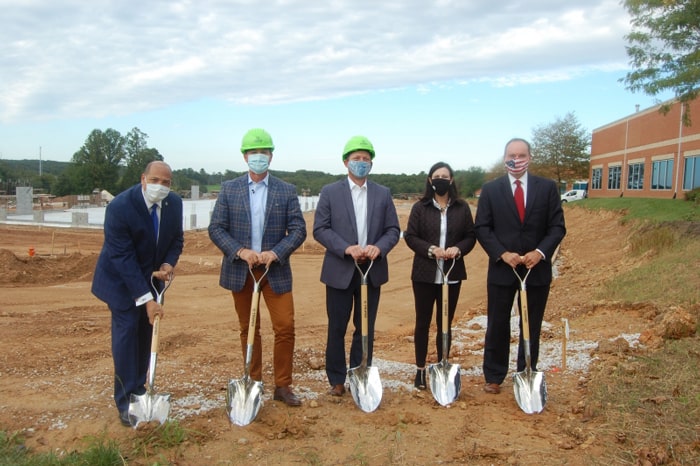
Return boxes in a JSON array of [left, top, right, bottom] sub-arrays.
[[209, 128, 307, 407], [313, 135, 400, 397]]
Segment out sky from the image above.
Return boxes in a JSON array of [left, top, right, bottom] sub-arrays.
[[0, 0, 675, 176]]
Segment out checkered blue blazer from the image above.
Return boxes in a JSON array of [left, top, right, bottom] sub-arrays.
[[208, 174, 306, 294]]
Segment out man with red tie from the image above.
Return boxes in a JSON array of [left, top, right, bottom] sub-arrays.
[[474, 138, 566, 395]]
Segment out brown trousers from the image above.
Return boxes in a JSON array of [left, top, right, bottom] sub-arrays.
[[232, 270, 295, 388]]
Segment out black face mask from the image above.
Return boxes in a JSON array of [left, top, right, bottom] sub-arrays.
[[431, 178, 451, 196]]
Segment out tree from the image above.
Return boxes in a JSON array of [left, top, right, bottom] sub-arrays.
[[622, 0, 700, 125], [531, 112, 590, 188], [119, 127, 164, 191], [454, 167, 486, 198], [71, 128, 125, 193]]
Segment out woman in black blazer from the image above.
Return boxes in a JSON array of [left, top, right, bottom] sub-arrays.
[[404, 162, 476, 390]]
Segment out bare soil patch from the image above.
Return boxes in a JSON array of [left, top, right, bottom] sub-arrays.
[[0, 203, 663, 465]]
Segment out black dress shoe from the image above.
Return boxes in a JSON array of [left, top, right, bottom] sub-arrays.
[[273, 386, 302, 406], [119, 410, 132, 427], [414, 368, 427, 390]]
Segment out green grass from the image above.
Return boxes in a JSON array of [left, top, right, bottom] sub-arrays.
[[574, 198, 700, 464], [0, 431, 124, 465], [574, 199, 700, 307], [0, 421, 196, 466], [579, 197, 700, 223]]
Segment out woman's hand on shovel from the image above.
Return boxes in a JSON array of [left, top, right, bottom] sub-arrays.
[[145, 300, 163, 325]]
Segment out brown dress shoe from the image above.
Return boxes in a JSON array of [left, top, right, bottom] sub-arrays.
[[483, 383, 501, 394], [329, 384, 345, 396], [273, 386, 302, 406]]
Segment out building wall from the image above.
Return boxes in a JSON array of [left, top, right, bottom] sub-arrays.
[[589, 98, 700, 199]]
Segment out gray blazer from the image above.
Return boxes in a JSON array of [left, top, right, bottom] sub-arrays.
[[313, 178, 400, 289]]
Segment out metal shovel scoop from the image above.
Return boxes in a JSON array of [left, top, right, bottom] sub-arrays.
[[128, 272, 174, 428], [348, 259, 382, 413], [429, 258, 461, 406], [227, 266, 268, 426], [512, 268, 547, 414]]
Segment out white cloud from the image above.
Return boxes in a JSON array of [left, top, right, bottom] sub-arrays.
[[0, 0, 632, 123]]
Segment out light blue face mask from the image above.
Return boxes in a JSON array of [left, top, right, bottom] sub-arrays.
[[247, 153, 270, 174], [348, 160, 372, 178]]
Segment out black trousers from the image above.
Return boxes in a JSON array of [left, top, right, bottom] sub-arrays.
[[324, 275, 381, 387], [482, 282, 550, 384], [412, 280, 462, 367]]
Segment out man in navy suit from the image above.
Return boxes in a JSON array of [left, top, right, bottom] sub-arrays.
[[474, 138, 566, 395], [313, 135, 400, 397], [209, 128, 306, 407], [92, 161, 184, 425]]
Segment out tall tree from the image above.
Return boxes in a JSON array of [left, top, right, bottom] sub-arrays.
[[531, 112, 590, 188], [622, 0, 700, 125], [71, 128, 125, 193], [119, 127, 164, 191]]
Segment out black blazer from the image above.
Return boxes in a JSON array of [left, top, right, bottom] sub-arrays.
[[474, 174, 565, 287], [404, 197, 476, 283]]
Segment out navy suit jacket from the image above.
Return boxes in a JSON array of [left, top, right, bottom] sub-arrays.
[[208, 174, 306, 294], [92, 184, 184, 311], [474, 174, 565, 287], [313, 178, 400, 289]]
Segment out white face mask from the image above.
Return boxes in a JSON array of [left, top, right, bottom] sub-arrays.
[[145, 183, 170, 203], [247, 153, 270, 174]]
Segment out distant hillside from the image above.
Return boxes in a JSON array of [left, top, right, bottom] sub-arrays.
[[0, 159, 70, 177]]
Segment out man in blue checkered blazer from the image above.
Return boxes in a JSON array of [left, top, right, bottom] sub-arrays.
[[208, 128, 306, 407]]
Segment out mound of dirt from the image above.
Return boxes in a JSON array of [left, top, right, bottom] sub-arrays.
[[0, 249, 98, 285]]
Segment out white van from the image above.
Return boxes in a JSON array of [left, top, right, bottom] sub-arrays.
[[560, 189, 587, 203]]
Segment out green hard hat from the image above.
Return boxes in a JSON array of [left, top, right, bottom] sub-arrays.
[[240, 128, 274, 153], [342, 135, 375, 160]]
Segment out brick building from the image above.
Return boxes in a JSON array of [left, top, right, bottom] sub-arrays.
[[589, 97, 700, 199]]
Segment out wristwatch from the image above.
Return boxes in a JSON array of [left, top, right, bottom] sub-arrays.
[[427, 245, 437, 259]]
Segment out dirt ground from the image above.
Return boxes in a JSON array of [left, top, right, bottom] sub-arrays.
[[0, 202, 662, 465]]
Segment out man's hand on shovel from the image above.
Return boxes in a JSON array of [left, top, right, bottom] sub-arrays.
[[145, 300, 163, 325]]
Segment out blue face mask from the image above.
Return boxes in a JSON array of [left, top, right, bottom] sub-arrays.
[[247, 153, 270, 174], [348, 160, 372, 179]]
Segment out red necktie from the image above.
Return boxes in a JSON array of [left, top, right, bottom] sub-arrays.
[[514, 180, 525, 223]]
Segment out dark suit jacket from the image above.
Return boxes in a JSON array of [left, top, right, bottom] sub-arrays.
[[208, 174, 306, 294], [474, 174, 565, 287], [92, 184, 184, 311], [404, 198, 476, 283], [313, 178, 400, 289]]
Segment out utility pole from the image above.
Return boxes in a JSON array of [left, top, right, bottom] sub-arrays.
[[39, 146, 42, 176]]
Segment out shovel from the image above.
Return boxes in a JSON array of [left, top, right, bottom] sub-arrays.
[[512, 267, 547, 414], [227, 266, 269, 426], [348, 259, 382, 413], [128, 272, 174, 428], [428, 257, 461, 406]]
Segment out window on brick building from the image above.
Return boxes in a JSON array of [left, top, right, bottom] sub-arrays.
[[608, 165, 621, 190], [627, 163, 644, 190], [591, 168, 602, 190], [684, 156, 700, 190], [651, 159, 673, 190]]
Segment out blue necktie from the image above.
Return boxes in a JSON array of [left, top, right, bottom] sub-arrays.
[[151, 204, 159, 241]]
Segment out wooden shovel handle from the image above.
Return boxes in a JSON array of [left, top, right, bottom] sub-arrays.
[[151, 314, 161, 353]]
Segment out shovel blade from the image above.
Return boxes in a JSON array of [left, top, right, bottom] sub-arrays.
[[512, 369, 547, 414], [428, 360, 462, 406], [348, 365, 382, 413], [128, 392, 171, 427], [226, 377, 264, 426]]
